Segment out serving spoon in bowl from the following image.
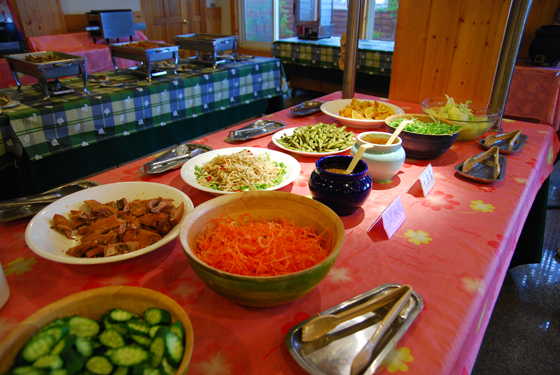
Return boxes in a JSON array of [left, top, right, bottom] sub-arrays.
[[344, 144, 374, 174], [386, 119, 413, 145]]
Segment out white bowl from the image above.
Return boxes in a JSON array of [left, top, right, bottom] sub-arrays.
[[25, 182, 194, 265], [350, 131, 406, 182], [320, 99, 405, 129], [180, 147, 301, 195], [272, 127, 354, 156]]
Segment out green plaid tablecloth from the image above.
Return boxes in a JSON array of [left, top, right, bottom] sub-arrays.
[[271, 37, 394, 76], [0, 57, 284, 163]]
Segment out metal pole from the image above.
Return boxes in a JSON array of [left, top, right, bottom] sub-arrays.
[[342, 0, 363, 99], [489, 0, 533, 132]]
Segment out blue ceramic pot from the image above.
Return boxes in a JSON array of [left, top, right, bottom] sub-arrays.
[[309, 155, 372, 216]]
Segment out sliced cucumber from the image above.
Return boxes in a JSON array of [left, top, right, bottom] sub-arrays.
[[85, 356, 113, 375], [143, 308, 171, 326], [20, 333, 57, 363], [32, 354, 63, 369], [68, 317, 99, 338], [98, 328, 125, 349], [164, 331, 183, 367], [108, 346, 149, 366], [109, 309, 139, 323]]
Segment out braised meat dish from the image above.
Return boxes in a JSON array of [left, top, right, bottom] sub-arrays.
[[24, 54, 65, 63], [51, 197, 185, 258], [121, 41, 162, 49]]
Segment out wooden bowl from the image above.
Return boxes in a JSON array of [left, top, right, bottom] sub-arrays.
[[179, 191, 345, 307], [0, 286, 194, 374], [384, 114, 461, 160]]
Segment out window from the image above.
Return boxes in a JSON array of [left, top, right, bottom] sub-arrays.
[[239, 0, 398, 48]]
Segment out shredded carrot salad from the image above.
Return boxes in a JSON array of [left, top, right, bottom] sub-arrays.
[[195, 213, 332, 277]]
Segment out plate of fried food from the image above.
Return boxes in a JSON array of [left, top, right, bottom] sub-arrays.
[[321, 98, 405, 129], [24, 182, 194, 265]]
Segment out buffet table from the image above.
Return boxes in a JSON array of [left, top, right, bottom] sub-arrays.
[[272, 37, 393, 95], [0, 91, 558, 375], [0, 56, 285, 200]]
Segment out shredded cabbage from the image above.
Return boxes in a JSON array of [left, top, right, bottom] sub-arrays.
[[437, 94, 475, 121]]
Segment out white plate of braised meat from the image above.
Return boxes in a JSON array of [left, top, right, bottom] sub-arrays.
[[24, 182, 194, 265]]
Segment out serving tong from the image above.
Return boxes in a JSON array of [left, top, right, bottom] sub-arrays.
[[301, 284, 410, 343], [484, 130, 521, 151], [350, 286, 413, 375], [0, 180, 100, 221], [462, 146, 501, 179], [141, 143, 212, 174]]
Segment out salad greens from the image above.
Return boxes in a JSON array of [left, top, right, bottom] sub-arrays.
[[387, 115, 462, 135]]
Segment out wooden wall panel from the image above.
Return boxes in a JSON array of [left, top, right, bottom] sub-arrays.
[[207, 7, 222, 35], [389, 0, 512, 104], [11, 0, 66, 38]]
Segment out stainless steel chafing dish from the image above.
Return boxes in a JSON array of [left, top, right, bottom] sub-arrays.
[[5, 51, 88, 100], [173, 33, 239, 68], [108, 41, 179, 81]]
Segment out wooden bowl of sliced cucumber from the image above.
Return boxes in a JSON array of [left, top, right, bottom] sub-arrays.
[[0, 286, 193, 375]]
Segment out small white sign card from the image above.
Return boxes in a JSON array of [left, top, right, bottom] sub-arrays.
[[407, 164, 436, 197], [368, 196, 406, 239]]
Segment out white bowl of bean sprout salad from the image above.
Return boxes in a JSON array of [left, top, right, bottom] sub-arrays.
[[180, 147, 301, 195]]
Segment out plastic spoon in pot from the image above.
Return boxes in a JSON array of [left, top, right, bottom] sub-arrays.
[[344, 144, 374, 174], [386, 120, 413, 145]]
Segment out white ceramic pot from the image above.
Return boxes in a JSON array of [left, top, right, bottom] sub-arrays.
[[350, 131, 406, 183]]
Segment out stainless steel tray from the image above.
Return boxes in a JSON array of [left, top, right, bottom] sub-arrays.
[[141, 143, 212, 174], [108, 41, 180, 80], [228, 119, 285, 141], [290, 100, 324, 117], [0, 180, 100, 222], [478, 133, 527, 154], [5, 51, 88, 99], [455, 153, 507, 183], [286, 283, 423, 375]]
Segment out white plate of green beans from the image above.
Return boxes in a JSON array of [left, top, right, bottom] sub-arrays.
[[272, 124, 356, 157]]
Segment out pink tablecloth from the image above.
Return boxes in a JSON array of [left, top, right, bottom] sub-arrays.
[[26, 31, 150, 74], [0, 91, 558, 375], [504, 63, 560, 131], [0, 58, 37, 89]]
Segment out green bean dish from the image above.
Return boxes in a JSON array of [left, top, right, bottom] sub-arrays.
[[276, 123, 355, 153]]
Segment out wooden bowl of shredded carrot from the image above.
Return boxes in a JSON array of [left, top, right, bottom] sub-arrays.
[[179, 191, 345, 307]]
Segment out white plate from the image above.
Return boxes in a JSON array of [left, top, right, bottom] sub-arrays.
[[272, 127, 354, 156], [2, 100, 20, 109], [320, 99, 405, 129], [180, 147, 301, 195], [25, 182, 194, 265]]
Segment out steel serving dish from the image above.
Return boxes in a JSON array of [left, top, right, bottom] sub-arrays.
[[455, 153, 507, 183], [174, 33, 239, 68], [5, 51, 88, 100], [228, 119, 285, 141], [478, 133, 528, 154], [286, 283, 423, 375], [108, 41, 180, 80]]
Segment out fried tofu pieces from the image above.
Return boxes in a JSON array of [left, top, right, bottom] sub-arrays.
[[51, 197, 185, 258]]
